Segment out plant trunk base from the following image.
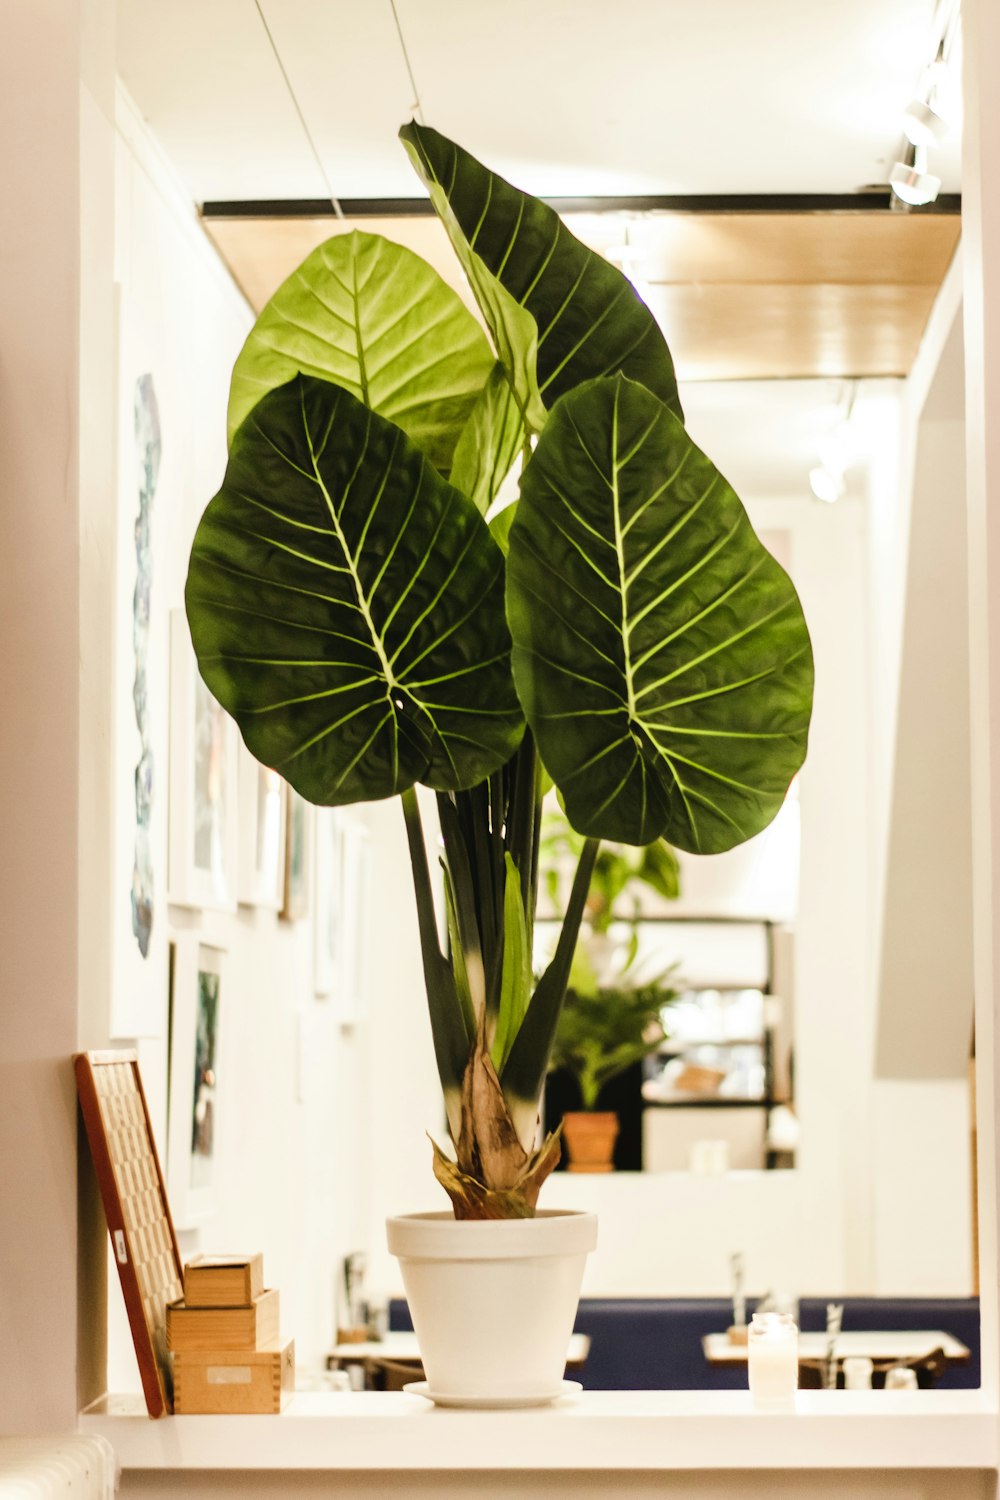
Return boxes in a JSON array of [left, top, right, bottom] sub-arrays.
[[431, 1128, 562, 1219]]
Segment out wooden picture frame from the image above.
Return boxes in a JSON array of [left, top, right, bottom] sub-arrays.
[[237, 743, 287, 908], [75, 1050, 183, 1418], [167, 936, 225, 1228], [167, 608, 239, 910]]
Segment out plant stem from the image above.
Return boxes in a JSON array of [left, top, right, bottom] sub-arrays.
[[508, 731, 538, 922], [498, 835, 600, 1110], [401, 787, 441, 966], [550, 836, 601, 996], [400, 787, 472, 1129]]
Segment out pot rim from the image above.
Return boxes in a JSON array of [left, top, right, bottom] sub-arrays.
[[386, 1208, 598, 1261]]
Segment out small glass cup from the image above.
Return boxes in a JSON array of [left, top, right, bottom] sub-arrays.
[[884, 1365, 918, 1391], [843, 1355, 873, 1390], [748, 1310, 798, 1403]]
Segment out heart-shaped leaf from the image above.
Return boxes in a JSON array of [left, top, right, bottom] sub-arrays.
[[400, 122, 681, 433], [449, 360, 525, 513], [506, 375, 813, 852], [226, 229, 495, 477], [187, 373, 524, 805]]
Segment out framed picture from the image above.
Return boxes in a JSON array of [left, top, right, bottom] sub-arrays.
[[167, 609, 239, 909], [75, 1049, 183, 1416], [281, 785, 311, 922], [167, 936, 225, 1228], [237, 743, 287, 908], [313, 807, 342, 998], [337, 815, 371, 1025], [108, 367, 170, 1039]]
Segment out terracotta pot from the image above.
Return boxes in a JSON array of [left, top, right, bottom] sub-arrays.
[[386, 1210, 597, 1405], [562, 1110, 619, 1173]]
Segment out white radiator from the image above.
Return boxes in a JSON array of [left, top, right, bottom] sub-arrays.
[[0, 1436, 117, 1499]]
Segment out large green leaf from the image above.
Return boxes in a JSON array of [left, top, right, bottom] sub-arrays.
[[400, 122, 682, 433], [506, 375, 813, 853], [226, 229, 495, 476], [448, 360, 525, 513], [186, 373, 524, 804]]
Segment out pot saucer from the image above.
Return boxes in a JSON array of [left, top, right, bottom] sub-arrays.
[[403, 1379, 582, 1409]]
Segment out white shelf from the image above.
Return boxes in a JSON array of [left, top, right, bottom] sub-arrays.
[[80, 1390, 997, 1472]]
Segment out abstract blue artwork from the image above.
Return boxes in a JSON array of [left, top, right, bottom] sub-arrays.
[[132, 374, 161, 957]]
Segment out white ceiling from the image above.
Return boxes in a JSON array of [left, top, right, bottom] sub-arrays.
[[117, 0, 961, 204], [116, 0, 959, 500]]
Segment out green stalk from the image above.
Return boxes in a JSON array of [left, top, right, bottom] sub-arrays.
[[436, 792, 487, 1019], [507, 731, 538, 922], [500, 836, 600, 1147], [400, 788, 471, 1138]]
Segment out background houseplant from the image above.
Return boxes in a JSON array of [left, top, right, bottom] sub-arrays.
[[184, 122, 814, 1226], [550, 977, 676, 1172]]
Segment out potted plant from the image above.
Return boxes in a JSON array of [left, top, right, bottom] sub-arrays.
[[184, 121, 814, 1404], [550, 977, 677, 1172]]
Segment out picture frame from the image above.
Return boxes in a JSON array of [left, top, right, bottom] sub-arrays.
[[167, 609, 239, 910], [281, 785, 311, 922], [237, 743, 287, 908], [108, 363, 170, 1039], [312, 807, 341, 998], [75, 1049, 183, 1417], [167, 935, 225, 1229], [337, 814, 371, 1026]]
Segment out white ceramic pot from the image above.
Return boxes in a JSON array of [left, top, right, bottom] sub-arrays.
[[386, 1209, 597, 1405]]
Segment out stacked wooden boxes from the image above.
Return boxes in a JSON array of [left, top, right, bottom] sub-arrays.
[[168, 1254, 294, 1413]]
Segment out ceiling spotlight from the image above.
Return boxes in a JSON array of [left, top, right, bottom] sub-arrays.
[[889, 142, 941, 207], [809, 466, 846, 505], [903, 35, 952, 146], [902, 96, 949, 146], [809, 381, 857, 503]]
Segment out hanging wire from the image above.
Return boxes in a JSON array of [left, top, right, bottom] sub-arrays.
[[253, 0, 345, 218], [389, 0, 426, 124]]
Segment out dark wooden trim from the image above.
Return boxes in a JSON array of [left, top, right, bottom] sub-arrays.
[[201, 192, 962, 221]]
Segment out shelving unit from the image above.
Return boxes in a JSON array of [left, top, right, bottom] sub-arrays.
[[537, 913, 795, 1172]]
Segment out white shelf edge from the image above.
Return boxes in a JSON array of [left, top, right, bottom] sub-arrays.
[[80, 1390, 998, 1472]]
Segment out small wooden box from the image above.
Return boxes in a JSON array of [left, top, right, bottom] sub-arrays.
[[167, 1288, 280, 1352], [184, 1253, 264, 1308], [173, 1338, 295, 1414]]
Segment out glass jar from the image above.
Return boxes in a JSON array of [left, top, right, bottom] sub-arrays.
[[748, 1310, 799, 1401]]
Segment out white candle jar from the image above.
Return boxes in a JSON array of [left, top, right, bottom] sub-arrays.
[[748, 1310, 799, 1402]]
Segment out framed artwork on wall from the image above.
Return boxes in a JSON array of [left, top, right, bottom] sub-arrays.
[[237, 744, 287, 909], [167, 609, 239, 910], [167, 936, 225, 1229], [313, 807, 342, 998], [281, 786, 311, 922]]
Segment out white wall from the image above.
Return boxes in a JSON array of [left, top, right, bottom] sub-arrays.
[[0, 0, 110, 1434], [866, 259, 974, 1296], [103, 90, 369, 1388]]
